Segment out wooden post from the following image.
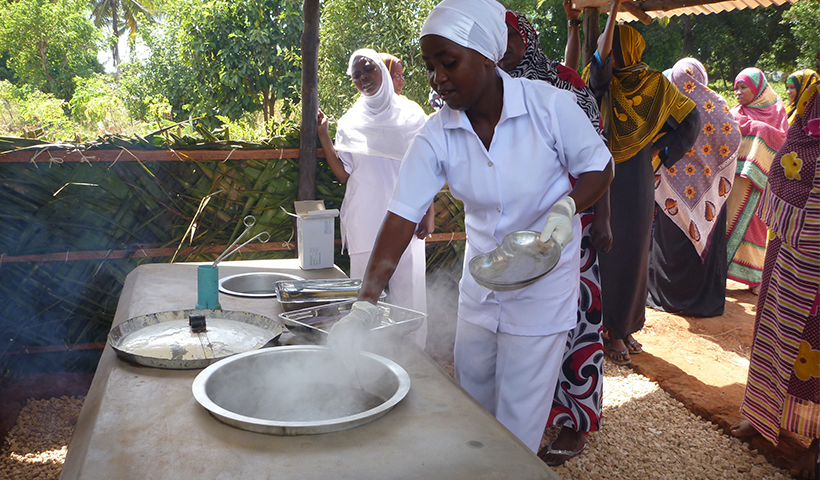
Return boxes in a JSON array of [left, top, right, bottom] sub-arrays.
[[582, 7, 599, 67], [298, 0, 320, 201]]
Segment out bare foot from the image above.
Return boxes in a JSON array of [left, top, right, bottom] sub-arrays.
[[538, 426, 587, 466], [730, 420, 758, 437], [790, 439, 818, 479]]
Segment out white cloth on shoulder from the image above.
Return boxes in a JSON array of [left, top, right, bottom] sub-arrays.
[[334, 48, 426, 161], [420, 0, 507, 64]]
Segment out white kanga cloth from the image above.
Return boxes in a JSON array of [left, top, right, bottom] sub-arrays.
[[338, 151, 403, 255], [388, 70, 612, 336], [335, 49, 427, 161]]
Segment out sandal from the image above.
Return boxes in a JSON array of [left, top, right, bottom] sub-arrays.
[[608, 347, 631, 365], [627, 338, 643, 354], [538, 441, 587, 467]]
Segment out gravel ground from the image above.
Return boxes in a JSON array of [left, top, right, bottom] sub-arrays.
[[549, 360, 791, 480], [0, 396, 83, 480], [0, 363, 792, 480]]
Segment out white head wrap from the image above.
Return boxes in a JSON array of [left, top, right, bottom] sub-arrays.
[[420, 0, 507, 64], [335, 49, 427, 161]]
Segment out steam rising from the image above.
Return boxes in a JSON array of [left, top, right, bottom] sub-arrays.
[[204, 348, 393, 423]]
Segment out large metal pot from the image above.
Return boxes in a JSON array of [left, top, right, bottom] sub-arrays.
[[192, 345, 410, 435]]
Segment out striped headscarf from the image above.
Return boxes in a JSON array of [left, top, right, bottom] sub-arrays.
[[786, 69, 819, 125], [504, 11, 603, 140], [654, 58, 741, 258], [758, 83, 820, 252]]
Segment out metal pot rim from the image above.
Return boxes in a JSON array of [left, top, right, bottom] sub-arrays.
[[192, 345, 411, 434]]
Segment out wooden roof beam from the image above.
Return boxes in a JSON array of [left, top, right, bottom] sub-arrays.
[[621, 2, 653, 24]]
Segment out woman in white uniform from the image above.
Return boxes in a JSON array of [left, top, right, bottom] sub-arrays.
[[317, 49, 432, 347], [328, 0, 613, 452]]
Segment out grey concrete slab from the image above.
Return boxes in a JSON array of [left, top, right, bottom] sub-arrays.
[[61, 259, 560, 480]]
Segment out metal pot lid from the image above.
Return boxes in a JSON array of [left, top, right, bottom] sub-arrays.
[[108, 309, 283, 369]]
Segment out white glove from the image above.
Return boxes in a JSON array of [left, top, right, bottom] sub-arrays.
[[540, 196, 576, 249], [327, 301, 380, 360]]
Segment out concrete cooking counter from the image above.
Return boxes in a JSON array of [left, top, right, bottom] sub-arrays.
[[61, 259, 561, 480]]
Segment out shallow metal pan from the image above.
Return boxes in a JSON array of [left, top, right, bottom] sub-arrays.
[[469, 231, 561, 291], [108, 309, 283, 369]]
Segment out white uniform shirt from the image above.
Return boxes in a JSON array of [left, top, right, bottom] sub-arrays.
[[338, 151, 403, 255], [388, 69, 611, 336]]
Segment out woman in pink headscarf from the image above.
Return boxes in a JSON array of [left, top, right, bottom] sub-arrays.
[[726, 67, 788, 293]]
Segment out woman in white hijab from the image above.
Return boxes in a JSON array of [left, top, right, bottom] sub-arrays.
[[317, 49, 431, 347], [327, 0, 613, 452]]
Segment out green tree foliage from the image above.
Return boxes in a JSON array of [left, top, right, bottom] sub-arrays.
[[91, 0, 158, 68], [782, 1, 820, 72], [118, 21, 196, 121], [0, 0, 103, 100], [317, 0, 437, 119], [69, 73, 135, 132], [175, 0, 303, 123], [632, 6, 795, 85], [507, 0, 575, 63], [0, 80, 72, 138]]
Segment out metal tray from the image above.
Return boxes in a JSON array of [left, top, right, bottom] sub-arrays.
[[275, 278, 386, 311], [278, 300, 424, 341], [108, 309, 283, 369]]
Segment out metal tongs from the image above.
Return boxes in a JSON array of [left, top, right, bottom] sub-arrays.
[[212, 215, 271, 267]]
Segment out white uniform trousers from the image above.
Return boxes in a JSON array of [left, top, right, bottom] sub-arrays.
[[349, 236, 428, 348], [454, 318, 569, 452]]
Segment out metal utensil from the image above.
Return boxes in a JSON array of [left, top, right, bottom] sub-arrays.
[[212, 215, 271, 267], [275, 278, 387, 311], [468, 230, 561, 291]]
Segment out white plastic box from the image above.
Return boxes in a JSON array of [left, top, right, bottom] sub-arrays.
[[293, 200, 339, 270]]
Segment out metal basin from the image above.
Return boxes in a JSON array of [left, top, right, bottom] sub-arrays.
[[192, 345, 411, 435], [469, 230, 561, 291], [218, 272, 304, 298]]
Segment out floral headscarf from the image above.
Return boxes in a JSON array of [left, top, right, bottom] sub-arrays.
[[654, 58, 741, 258], [505, 10, 603, 139]]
